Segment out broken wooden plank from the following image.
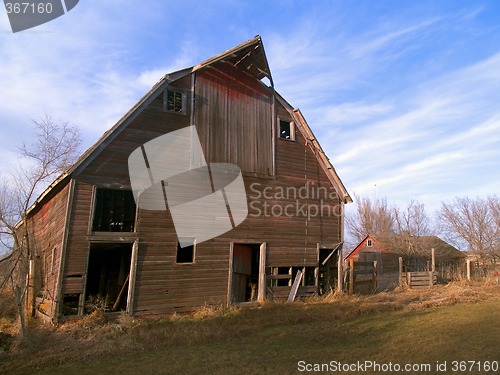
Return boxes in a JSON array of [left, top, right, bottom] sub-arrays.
[[287, 270, 302, 302], [113, 273, 130, 311]]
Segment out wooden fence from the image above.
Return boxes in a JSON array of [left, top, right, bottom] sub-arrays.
[[398, 249, 438, 289], [347, 259, 377, 295], [405, 271, 437, 289]]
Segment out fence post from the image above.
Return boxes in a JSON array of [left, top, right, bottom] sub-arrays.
[[337, 246, 343, 293], [466, 259, 471, 281], [349, 259, 354, 295], [399, 257, 403, 287], [429, 271, 433, 288], [431, 248, 435, 273], [372, 261, 377, 292]]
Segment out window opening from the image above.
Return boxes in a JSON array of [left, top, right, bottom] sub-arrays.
[[176, 239, 195, 264], [164, 88, 187, 114], [278, 267, 291, 287], [92, 189, 136, 232], [279, 119, 294, 140]]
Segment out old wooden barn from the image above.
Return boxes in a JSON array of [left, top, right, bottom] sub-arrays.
[[346, 235, 466, 276], [19, 36, 351, 322]]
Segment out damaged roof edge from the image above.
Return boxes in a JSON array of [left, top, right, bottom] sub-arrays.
[[68, 66, 194, 177], [22, 66, 194, 219], [293, 109, 352, 204], [274, 92, 352, 204], [15, 172, 71, 229], [194, 35, 273, 85]]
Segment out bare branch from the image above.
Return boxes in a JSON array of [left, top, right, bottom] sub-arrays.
[[345, 194, 395, 244], [438, 195, 499, 257], [0, 114, 82, 335], [391, 200, 433, 256], [17, 114, 81, 209]]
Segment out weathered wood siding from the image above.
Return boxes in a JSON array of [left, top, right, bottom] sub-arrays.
[[195, 61, 273, 176], [62, 181, 92, 293], [58, 63, 343, 314], [133, 211, 229, 314], [27, 181, 70, 313], [78, 75, 192, 187]]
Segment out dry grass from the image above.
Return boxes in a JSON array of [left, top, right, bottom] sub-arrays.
[[0, 283, 499, 374], [0, 290, 18, 354]]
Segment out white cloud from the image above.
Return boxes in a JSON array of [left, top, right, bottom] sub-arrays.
[[317, 102, 394, 126], [346, 17, 444, 59], [0, 0, 498, 218]]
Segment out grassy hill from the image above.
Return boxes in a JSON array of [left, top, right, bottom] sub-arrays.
[[1, 282, 499, 374]]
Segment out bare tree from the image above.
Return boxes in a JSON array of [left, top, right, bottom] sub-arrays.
[[0, 115, 81, 336], [488, 195, 500, 252], [438, 195, 499, 258], [392, 200, 433, 256], [345, 194, 395, 245]]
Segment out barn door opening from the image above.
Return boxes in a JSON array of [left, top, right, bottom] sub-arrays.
[[229, 242, 266, 304], [318, 248, 338, 295], [85, 243, 132, 312]]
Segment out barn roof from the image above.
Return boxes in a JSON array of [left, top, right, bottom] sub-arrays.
[[345, 235, 465, 261], [410, 236, 465, 260], [24, 35, 351, 217], [345, 234, 387, 260], [194, 35, 273, 85]]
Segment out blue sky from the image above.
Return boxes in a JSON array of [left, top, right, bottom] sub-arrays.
[[1, 0, 499, 218]]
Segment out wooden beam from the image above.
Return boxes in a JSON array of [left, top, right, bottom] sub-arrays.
[[337, 244, 343, 293], [258, 242, 267, 302], [349, 259, 354, 295], [431, 248, 436, 273], [399, 257, 403, 287], [114, 273, 130, 311], [372, 261, 378, 293], [321, 242, 342, 266], [126, 239, 139, 314], [53, 179, 75, 323], [466, 258, 471, 281], [288, 270, 302, 302]]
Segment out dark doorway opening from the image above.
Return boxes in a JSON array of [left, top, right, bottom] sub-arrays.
[[85, 243, 132, 312], [231, 244, 261, 304], [318, 248, 338, 295]]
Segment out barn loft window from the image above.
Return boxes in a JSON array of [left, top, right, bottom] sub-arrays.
[[367, 239, 373, 247], [176, 239, 195, 264], [92, 189, 136, 232], [278, 118, 294, 141], [163, 88, 187, 114]]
